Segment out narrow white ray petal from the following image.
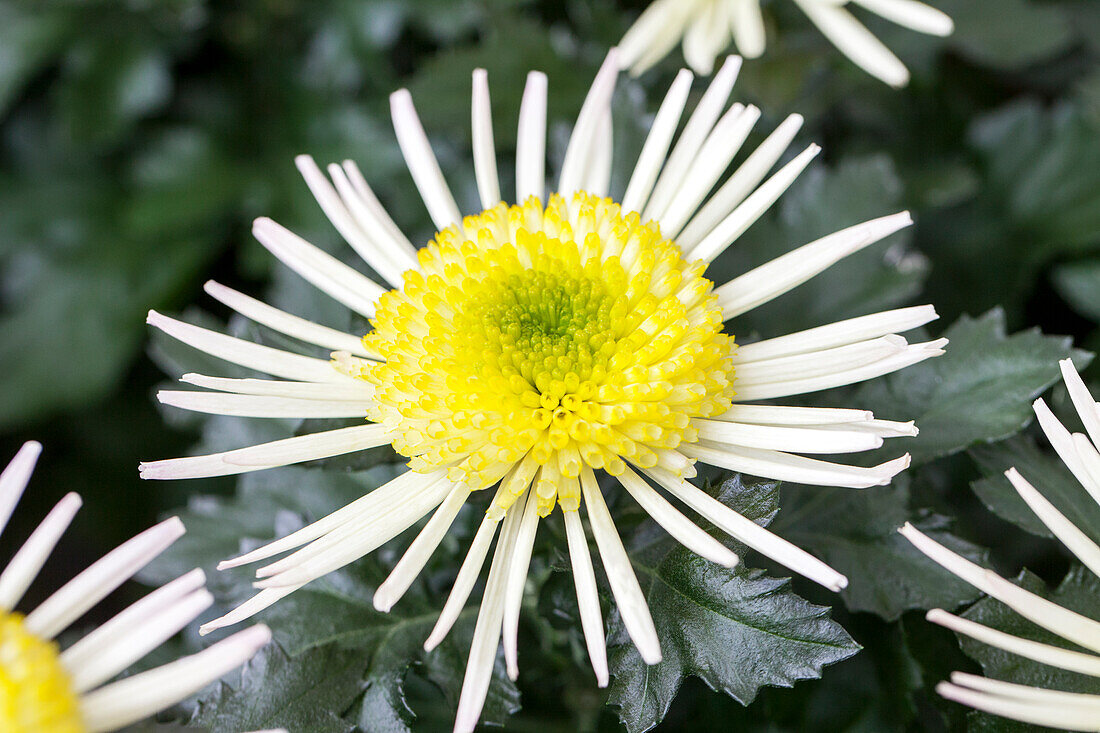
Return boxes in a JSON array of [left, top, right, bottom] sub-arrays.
[[682, 0, 729, 78], [61, 569, 207, 672], [294, 155, 406, 289], [0, 493, 82, 611], [218, 469, 438, 570], [926, 609, 1100, 678], [621, 69, 693, 216], [325, 162, 412, 288], [716, 211, 913, 319], [840, 419, 919, 438], [936, 680, 1100, 731], [390, 89, 462, 231], [734, 335, 909, 386], [793, 0, 910, 87], [252, 217, 382, 318], [731, 339, 946, 401], [685, 441, 910, 489], [471, 69, 502, 210], [563, 508, 609, 686], [851, 0, 954, 35], [715, 404, 873, 426], [502, 488, 540, 680], [425, 512, 503, 651], [695, 419, 884, 454], [584, 110, 614, 199], [688, 143, 821, 263], [80, 625, 272, 733], [619, 465, 739, 567], [69, 588, 214, 694], [24, 517, 185, 640], [516, 71, 548, 203], [580, 466, 662, 664], [659, 103, 760, 239], [900, 523, 1100, 655], [678, 113, 804, 251], [645, 466, 848, 591], [453, 496, 524, 733], [1071, 433, 1100, 505], [735, 305, 939, 362], [339, 159, 419, 262], [140, 424, 390, 480], [643, 55, 742, 223], [204, 281, 373, 358], [199, 587, 301, 635], [1060, 358, 1100, 451], [181, 373, 375, 401], [1005, 468, 1100, 579], [1033, 399, 1099, 503], [251, 473, 449, 579], [148, 310, 348, 385], [558, 50, 620, 197], [253, 477, 452, 587], [374, 484, 471, 612], [731, 0, 767, 58], [0, 441, 43, 538], [949, 671, 1100, 709], [157, 390, 372, 419], [617, 0, 693, 76]]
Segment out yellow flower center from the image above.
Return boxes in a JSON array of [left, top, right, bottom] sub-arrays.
[[358, 192, 735, 516], [0, 612, 84, 733]]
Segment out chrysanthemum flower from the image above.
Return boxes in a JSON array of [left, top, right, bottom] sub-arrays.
[[143, 52, 944, 731], [902, 359, 1100, 731], [619, 0, 954, 87], [0, 441, 271, 732]]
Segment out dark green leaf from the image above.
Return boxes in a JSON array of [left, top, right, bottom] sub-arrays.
[[1053, 259, 1100, 323], [191, 641, 363, 732], [776, 476, 989, 619], [938, 0, 1072, 68], [607, 475, 859, 732], [971, 434, 1100, 544]]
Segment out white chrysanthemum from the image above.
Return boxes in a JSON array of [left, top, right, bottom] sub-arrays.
[[619, 0, 954, 87], [0, 442, 271, 733], [143, 53, 944, 732], [903, 359, 1100, 731]]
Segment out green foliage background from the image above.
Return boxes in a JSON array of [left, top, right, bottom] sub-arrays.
[[2, 0, 1100, 731]]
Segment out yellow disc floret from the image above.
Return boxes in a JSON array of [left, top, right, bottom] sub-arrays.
[[0, 613, 84, 733], [358, 192, 735, 516]]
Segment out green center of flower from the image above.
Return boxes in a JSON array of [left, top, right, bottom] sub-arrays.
[[462, 270, 620, 392], [0, 612, 84, 733], [354, 192, 736, 516]]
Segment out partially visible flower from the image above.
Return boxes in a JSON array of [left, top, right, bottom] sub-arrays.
[[619, 0, 954, 87], [144, 53, 943, 732], [902, 359, 1100, 731], [0, 442, 271, 733]]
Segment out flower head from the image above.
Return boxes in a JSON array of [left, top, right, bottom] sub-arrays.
[[903, 359, 1100, 731], [143, 53, 944, 731], [619, 0, 954, 87], [0, 442, 271, 732]]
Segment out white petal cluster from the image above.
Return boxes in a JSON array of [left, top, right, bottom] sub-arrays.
[[619, 0, 954, 87], [903, 359, 1100, 731]]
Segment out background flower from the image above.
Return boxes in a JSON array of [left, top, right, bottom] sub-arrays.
[[0, 442, 271, 732], [618, 0, 954, 86]]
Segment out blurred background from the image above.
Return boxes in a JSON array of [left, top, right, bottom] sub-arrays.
[[1, 0, 1099, 730]]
